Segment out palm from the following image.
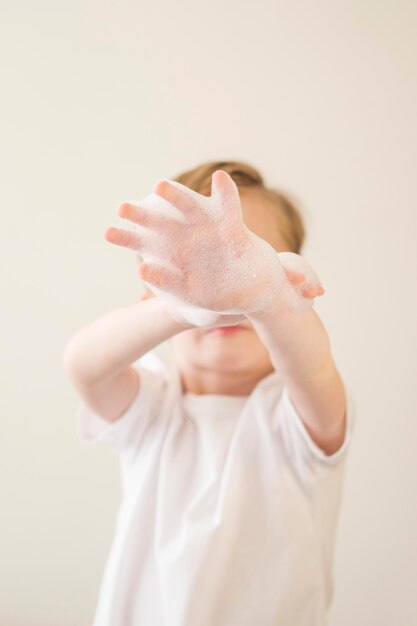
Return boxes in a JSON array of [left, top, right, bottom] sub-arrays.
[[107, 170, 325, 324], [108, 172, 273, 312]]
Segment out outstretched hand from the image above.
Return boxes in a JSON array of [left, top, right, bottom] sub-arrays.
[[106, 170, 324, 324]]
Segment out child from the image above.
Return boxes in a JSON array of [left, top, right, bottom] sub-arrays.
[[63, 160, 355, 626]]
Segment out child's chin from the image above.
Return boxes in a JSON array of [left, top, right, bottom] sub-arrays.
[[207, 327, 246, 336]]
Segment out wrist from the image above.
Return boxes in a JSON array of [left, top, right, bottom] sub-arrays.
[[247, 295, 293, 323], [143, 282, 224, 328], [247, 281, 315, 320], [154, 296, 196, 332]]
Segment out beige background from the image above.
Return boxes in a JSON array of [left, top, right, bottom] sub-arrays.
[[1, 1, 416, 624]]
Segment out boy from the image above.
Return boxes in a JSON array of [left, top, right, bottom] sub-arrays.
[[64, 161, 355, 626]]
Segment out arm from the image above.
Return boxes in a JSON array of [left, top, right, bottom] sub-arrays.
[[247, 304, 346, 455], [63, 295, 193, 422], [106, 170, 346, 452]]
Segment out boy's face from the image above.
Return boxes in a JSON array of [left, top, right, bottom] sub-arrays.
[[167, 190, 291, 395]]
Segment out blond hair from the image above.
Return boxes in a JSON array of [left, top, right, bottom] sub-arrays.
[[173, 160, 306, 253]]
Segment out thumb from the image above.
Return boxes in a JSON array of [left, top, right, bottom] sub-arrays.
[[211, 170, 242, 216]]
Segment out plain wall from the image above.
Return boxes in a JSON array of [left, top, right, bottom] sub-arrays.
[[1, 1, 416, 624]]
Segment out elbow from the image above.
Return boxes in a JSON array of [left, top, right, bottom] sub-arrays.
[[62, 335, 93, 388], [62, 334, 114, 389], [62, 337, 81, 382]]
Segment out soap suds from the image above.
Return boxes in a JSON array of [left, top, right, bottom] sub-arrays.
[[128, 174, 322, 326]]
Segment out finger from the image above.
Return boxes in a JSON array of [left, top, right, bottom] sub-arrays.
[[284, 268, 305, 284], [211, 170, 242, 216], [104, 227, 142, 251], [153, 180, 197, 214], [139, 289, 154, 300], [118, 202, 167, 229], [138, 262, 185, 291], [302, 286, 325, 298]]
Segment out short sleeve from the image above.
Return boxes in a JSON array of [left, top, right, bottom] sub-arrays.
[[277, 380, 356, 479], [75, 363, 167, 454]]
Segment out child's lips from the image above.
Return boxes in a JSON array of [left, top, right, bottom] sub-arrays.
[[206, 325, 248, 335]]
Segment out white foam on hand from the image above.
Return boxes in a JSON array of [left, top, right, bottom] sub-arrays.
[[275, 252, 322, 314], [129, 172, 322, 326]]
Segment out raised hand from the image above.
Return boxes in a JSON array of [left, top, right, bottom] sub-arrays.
[[106, 171, 324, 323]]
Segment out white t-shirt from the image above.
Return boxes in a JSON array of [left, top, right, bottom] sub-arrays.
[[76, 351, 356, 626]]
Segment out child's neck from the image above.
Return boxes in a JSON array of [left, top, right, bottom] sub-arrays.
[[178, 366, 274, 397]]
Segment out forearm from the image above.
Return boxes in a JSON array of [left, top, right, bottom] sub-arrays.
[[248, 304, 332, 381], [247, 303, 346, 441], [63, 296, 193, 388]]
